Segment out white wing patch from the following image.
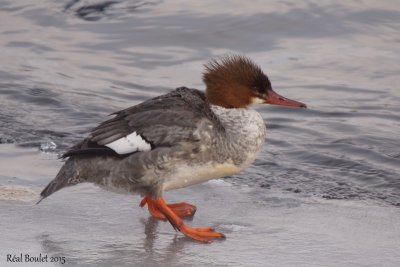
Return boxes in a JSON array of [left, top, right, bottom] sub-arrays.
[[105, 131, 151, 154]]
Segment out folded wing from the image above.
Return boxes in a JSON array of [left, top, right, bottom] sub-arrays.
[[62, 87, 224, 158]]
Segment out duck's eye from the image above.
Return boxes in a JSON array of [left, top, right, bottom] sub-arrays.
[[252, 86, 265, 96], [253, 90, 265, 99]]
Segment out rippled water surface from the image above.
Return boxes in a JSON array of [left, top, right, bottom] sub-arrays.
[[1, 0, 400, 266]]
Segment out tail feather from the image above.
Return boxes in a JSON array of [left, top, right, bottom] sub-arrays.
[[37, 159, 80, 204]]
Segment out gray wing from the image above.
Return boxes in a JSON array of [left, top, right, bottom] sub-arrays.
[[62, 87, 224, 158]]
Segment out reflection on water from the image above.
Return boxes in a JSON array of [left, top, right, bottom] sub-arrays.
[[36, 206, 212, 266], [2, 181, 398, 267]]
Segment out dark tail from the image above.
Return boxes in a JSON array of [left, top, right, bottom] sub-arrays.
[[37, 159, 81, 204]]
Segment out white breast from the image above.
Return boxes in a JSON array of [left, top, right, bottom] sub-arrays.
[[163, 106, 266, 191], [163, 159, 248, 191]]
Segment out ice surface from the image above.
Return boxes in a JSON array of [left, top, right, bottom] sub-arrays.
[[0, 145, 399, 267]]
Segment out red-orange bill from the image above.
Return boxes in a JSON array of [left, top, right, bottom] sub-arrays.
[[265, 89, 307, 108]]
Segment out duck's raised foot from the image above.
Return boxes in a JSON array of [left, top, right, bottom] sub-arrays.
[[140, 196, 197, 219], [141, 196, 225, 243]]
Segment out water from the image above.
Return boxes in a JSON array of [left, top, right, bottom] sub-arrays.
[[1, 0, 400, 266]]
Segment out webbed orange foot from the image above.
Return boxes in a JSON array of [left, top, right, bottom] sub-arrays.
[[166, 202, 197, 218], [140, 196, 196, 220], [150, 197, 225, 243], [179, 225, 225, 242]]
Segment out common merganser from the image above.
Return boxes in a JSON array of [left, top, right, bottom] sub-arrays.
[[39, 55, 306, 242]]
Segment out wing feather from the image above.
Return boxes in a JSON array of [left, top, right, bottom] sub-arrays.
[[62, 87, 224, 157]]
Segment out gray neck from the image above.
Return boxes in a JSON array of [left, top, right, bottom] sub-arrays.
[[211, 105, 266, 165]]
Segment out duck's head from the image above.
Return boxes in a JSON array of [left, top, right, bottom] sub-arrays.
[[203, 55, 306, 109]]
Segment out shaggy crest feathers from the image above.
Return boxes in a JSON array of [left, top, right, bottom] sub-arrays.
[[202, 55, 271, 108]]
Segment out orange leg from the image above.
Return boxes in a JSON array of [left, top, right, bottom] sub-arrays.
[[149, 197, 225, 242], [140, 196, 197, 219]]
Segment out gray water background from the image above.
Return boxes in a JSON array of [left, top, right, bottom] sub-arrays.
[[0, 1, 400, 266]]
